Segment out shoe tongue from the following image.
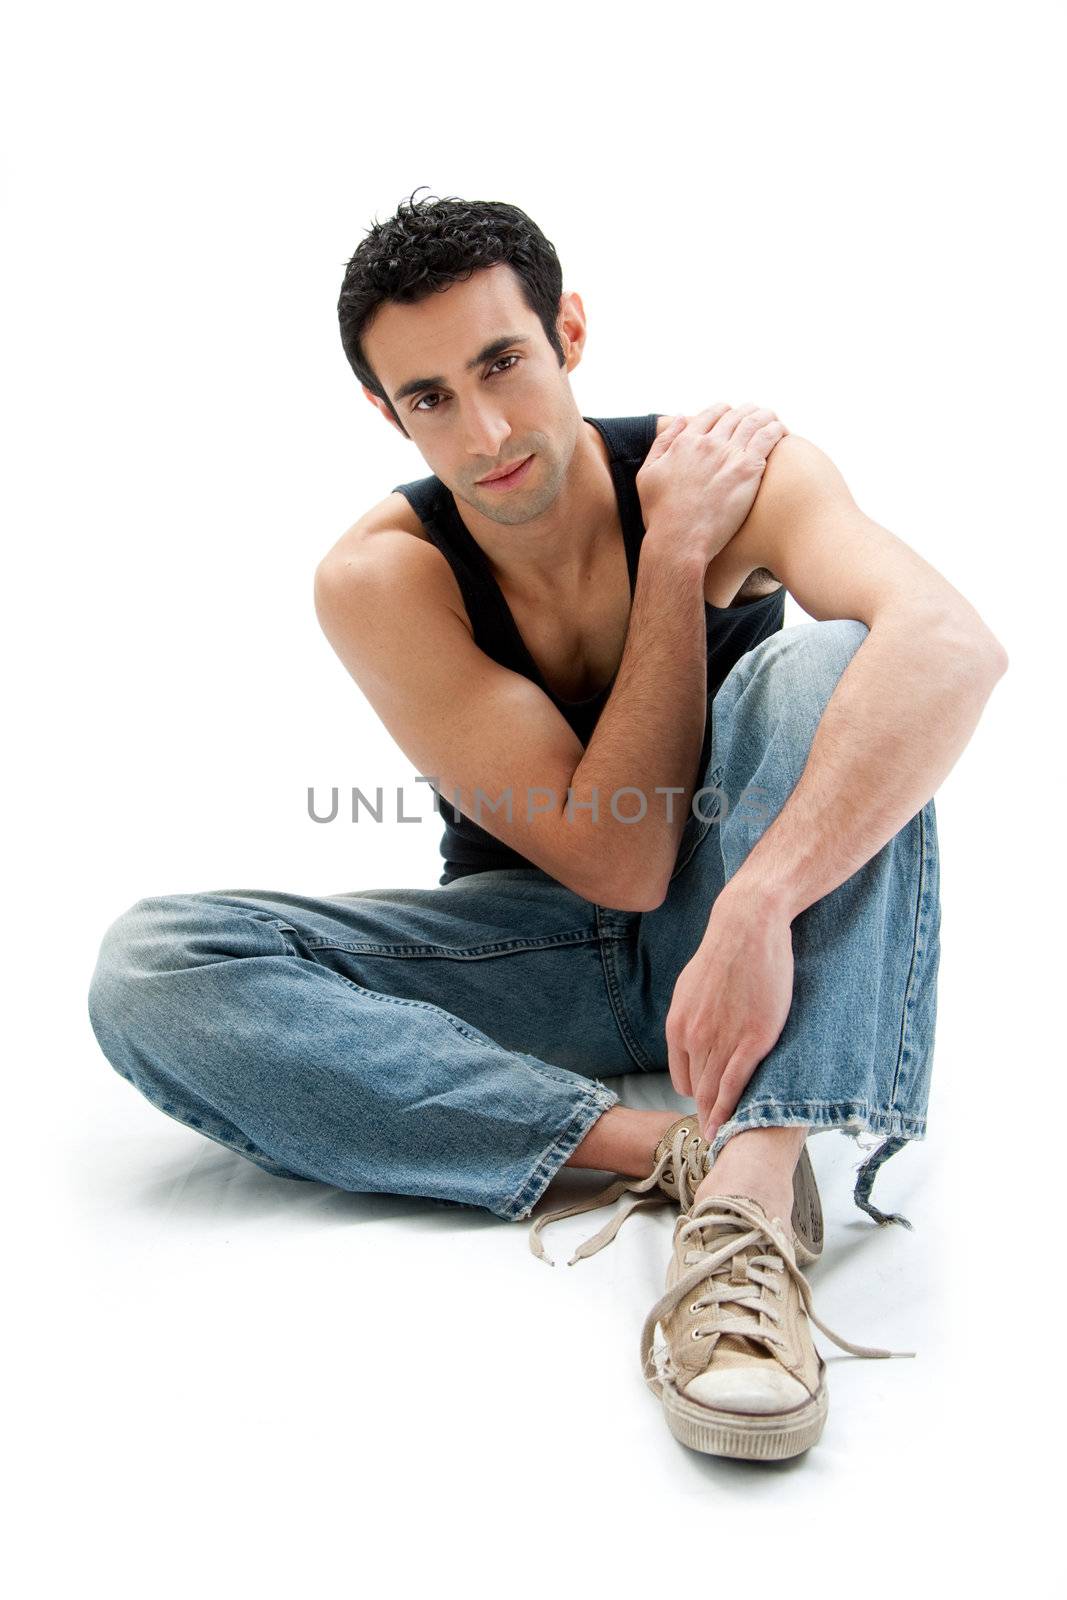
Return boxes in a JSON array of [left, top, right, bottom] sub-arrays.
[[690, 1193, 770, 1237], [689, 1196, 780, 1366]]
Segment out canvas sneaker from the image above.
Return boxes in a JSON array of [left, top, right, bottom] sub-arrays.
[[529, 1113, 824, 1268], [640, 1192, 913, 1461]]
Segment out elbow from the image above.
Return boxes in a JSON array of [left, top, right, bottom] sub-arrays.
[[596, 884, 666, 914], [594, 860, 671, 914], [932, 608, 1009, 686], [973, 629, 1010, 686], [564, 831, 673, 913]]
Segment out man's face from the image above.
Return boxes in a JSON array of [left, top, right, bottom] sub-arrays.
[[360, 263, 586, 525]]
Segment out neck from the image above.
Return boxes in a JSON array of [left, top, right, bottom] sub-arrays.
[[456, 419, 618, 600]]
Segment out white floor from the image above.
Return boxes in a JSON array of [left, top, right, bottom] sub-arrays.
[[15, 1016, 1052, 1599]]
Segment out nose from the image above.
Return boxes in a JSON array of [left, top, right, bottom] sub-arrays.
[[462, 395, 512, 467]]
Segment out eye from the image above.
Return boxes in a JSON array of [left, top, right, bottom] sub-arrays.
[[412, 354, 520, 414]]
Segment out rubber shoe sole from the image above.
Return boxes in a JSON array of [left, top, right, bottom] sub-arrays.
[[660, 1370, 829, 1461]]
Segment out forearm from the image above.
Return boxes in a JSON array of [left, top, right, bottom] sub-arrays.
[[721, 607, 1007, 924], [570, 537, 709, 905]]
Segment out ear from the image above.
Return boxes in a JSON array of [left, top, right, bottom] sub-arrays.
[[557, 289, 587, 373]]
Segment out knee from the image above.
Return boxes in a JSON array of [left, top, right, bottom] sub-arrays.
[[87, 896, 180, 1058], [87, 893, 288, 1048], [87, 893, 234, 1052], [799, 617, 869, 679], [738, 618, 869, 732], [775, 617, 867, 699], [91, 893, 185, 986]]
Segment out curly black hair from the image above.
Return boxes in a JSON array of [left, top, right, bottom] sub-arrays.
[[337, 188, 566, 431]]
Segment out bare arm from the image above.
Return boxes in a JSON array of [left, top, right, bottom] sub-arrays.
[[562, 537, 710, 904], [314, 534, 695, 910], [568, 402, 792, 903], [663, 430, 1009, 1137], [703, 432, 1009, 922]]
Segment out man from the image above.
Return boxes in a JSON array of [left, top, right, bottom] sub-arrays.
[[88, 191, 1007, 1463]]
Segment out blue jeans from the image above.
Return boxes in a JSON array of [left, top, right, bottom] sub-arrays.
[[87, 620, 941, 1228]]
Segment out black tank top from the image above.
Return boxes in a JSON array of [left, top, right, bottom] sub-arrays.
[[392, 413, 786, 886]]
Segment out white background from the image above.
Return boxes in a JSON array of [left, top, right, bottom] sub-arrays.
[[4, 1, 1063, 1593]]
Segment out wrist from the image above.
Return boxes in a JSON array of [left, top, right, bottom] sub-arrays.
[[641, 526, 713, 578], [703, 871, 799, 938]]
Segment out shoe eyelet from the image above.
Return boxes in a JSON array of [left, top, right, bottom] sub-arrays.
[[689, 1302, 703, 1314], [690, 1328, 702, 1340]]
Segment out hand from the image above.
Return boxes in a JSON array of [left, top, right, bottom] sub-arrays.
[[664, 886, 795, 1139], [636, 402, 789, 567]]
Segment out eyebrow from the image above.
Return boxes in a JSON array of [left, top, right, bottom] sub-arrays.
[[392, 333, 533, 404]]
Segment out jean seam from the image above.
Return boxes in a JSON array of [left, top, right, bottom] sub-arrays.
[[669, 761, 723, 881], [303, 931, 600, 959], [595, 910, 657, 1072], [889, 803, 929, 1110], [708, 1097, 927, 1131]]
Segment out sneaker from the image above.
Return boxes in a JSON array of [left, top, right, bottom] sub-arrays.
[[640, 1192, 912, 1461], [529, 1114, 824, 1268]]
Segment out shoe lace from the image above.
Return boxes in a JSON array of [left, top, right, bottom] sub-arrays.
[[529, 1121, 708, 1267], [640, 1193, 915, 1398]]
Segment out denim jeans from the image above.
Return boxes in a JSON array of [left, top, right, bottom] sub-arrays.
[[87, 619, 941, 1228]]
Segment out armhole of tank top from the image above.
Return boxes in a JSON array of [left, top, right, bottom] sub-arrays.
[[705, 584, 787, 618]]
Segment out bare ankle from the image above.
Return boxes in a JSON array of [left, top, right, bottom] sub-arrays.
[[565, 1106, 680, 1178], [693, 1169, 793, 1223], [692, 1124, 810, 1221]]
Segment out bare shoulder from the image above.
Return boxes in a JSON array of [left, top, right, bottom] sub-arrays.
[[317, 487, 430, 565], [723, 432, 854, 562], [314, 491, 472, 635]]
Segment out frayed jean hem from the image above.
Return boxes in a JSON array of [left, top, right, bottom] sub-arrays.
[[499, 1085, 620, 1224], [708, 1099, 926, 1232]]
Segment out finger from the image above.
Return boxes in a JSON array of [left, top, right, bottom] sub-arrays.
[[688, 402, 733, 434], [732, 408, 778, 450], [665, 1021, 692, 1098], [646, 414, 688, 460], [705, 1046, 754, 1131], [696, 1092, 722, 1145], [751, 419, 788, 454], [710, 402, 761, 442], [694, 1054, 724, 1139]]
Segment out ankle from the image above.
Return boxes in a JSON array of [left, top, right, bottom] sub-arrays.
[[691, 1125, 808, 1221], [692, 1168, 793, 1224], [565, 1106, 680, 1178]]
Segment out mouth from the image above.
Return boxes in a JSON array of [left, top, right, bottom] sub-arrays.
[[477, 454, 534, 490]]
